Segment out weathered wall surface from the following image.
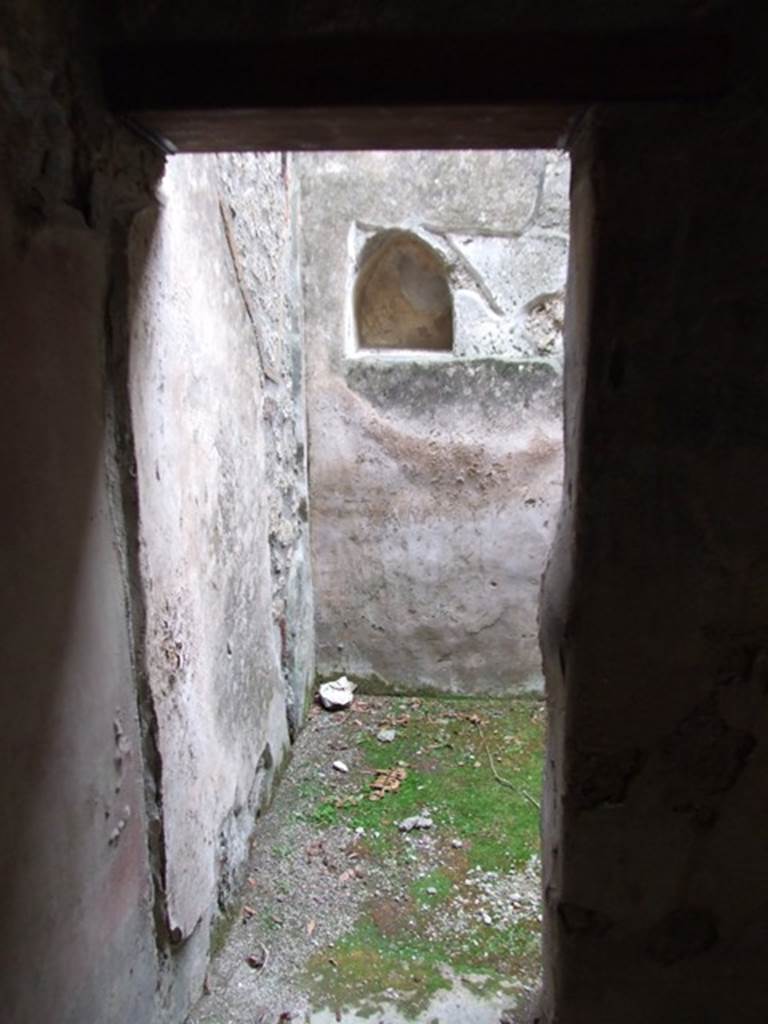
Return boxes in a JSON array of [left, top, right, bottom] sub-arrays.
[[0, 7, 163, 1024], [215, 154, 315, 738], [301, 151, 568, 694], [0, 8, 313, 1023], [128, 151, 313, 994], [539, 94, 768, 1024]]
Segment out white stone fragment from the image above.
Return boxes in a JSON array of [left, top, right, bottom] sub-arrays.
[[376, 728, 396, 743], [332, 760, 349, 773], [318, 676, 356, 710], [398, 815, 434, 832]]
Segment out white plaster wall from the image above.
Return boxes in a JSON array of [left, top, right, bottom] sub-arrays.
[[129, 153, 305, 956], [301, 150, 569, 695]]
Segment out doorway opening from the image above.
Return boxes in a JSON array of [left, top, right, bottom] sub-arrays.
[[127, 146, 569, 1024]]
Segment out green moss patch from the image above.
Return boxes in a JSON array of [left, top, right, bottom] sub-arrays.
[[303, 695, 545, 1019], [311, 696, 543, 871]]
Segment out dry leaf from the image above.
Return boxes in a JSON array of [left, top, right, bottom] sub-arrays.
[[370, 766, 407, 796], [464, 713, 488, 726]]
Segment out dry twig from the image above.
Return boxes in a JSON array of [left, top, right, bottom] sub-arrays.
[[475, 723, 541, 811], [246, 942, 269, 974]]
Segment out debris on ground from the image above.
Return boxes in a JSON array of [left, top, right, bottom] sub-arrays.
[[331, 760, 349, 773], [398, 813, 434, 832], [188, 694, 545, 1024], [318, 676, 356, 710], [246, 943, 268, 971], [376, 727, 397, 743], [369, 765, 407, 799]]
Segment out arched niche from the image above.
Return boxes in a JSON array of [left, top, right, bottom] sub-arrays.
[[354, 230, 454, 352]]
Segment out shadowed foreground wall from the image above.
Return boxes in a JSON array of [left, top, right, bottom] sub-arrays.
[[0, 11, 312, 1021], [302, 151, 569, 695], [0, 10, 163, 1023], [540, 98, 768, 1024], [0, 171, 162, 1024]]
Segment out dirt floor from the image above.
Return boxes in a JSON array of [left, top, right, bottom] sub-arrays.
[[187, 694, 545, 1024]]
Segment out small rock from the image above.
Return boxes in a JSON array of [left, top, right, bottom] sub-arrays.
[[451, 838, 464, 849], [426, 886, 437, 895], [318, 676, 356, 711], [376, 728, 396, 743], [332, 760, 349, 773], [480, 910, 493, 925], [398, 815, 434, 832]]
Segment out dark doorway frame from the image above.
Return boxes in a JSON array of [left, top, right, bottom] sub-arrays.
[[103, 25, 732, 1018], [105, 30, 729, 153]]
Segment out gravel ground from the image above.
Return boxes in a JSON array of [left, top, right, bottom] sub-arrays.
[[187, 696, 543, 1024]]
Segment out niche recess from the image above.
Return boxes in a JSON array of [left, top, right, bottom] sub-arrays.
[[354, 229, 454, 352]]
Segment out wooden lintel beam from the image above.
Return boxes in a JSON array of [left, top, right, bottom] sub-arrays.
[[120, 105, 583, 153], [104, 30, 732, 152]]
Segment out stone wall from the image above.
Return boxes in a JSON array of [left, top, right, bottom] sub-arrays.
[[0, 8, 313, 1021], [0, 7, 164, 1024], [128, 151, 313, 993], [539, 96, 768, 1024], [215, 155, 315, 738], [301, 151, 568, 695]]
